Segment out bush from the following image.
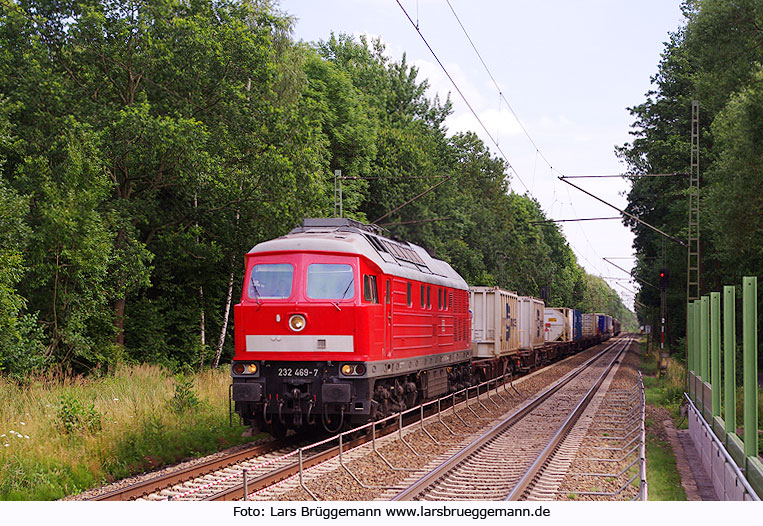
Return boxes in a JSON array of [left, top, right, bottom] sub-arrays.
[[169, 375, 200, 414], [56, 394, 102, 434]]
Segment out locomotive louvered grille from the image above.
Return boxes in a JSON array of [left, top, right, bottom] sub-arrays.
[[380, 240, 426, 266], [363, 233, 427, 265]]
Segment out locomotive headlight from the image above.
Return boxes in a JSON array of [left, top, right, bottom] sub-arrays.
[[232, 362, 258, 375], [289, 314, 306, 332], [340, 364, 365, 376]]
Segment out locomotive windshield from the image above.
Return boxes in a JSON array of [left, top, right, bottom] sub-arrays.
[[306, 263, 355, 300], [248, 263, 293, 299]]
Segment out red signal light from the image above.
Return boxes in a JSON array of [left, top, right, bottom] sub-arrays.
[[659, 268, 669, 289]]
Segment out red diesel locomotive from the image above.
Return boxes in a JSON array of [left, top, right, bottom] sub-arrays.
[[231, 218, 472, 436]]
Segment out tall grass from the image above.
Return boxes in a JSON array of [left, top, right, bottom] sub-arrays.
[[0, 365, 256, 500], [642, 347, 687, 420]]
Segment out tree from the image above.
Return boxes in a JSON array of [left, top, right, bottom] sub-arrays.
[[619, 0, 763, 350]]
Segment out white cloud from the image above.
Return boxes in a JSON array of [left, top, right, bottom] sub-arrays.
[[412, 58, 487, 110], [446, 107, 523, 140], [351, 31, 400, 61], [538, 114, 573, 130]]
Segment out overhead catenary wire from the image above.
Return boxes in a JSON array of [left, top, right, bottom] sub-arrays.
[[603, 258, 659, 291], [530, 217, 621, 224], [559, 176, 686, 247], [441, 0, 634, 292], [444, 0, 553, 170], [400, 1, 637, 309], [371, 175, 453, 224], [379, 217, 450, 226], [394, 0, 530, 194], [562, 173, 689, 178]]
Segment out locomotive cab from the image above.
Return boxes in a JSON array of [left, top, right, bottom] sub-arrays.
[[232, 250, 381, 434]]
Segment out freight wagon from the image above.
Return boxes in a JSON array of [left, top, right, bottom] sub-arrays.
[[470, 287, 520, 378], [544, 307, 600, 355], [517, 296, 545, 369], [582, 313, 598, 339]]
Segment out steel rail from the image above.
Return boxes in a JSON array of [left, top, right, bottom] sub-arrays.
[[89, 338, 620, 502], [206, 384, 500, 501], [87, 439, 281, 501], [505, 337, 631, 500], [391, 336, 627, 501], [208, 340, 617, 501], [203, 439, 353, 501]]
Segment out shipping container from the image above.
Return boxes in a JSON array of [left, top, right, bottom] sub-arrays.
[[596, 313, 607, 337], [470, 287, 519, 358], [544, 307, 571, 342], [569, 309, 583, 341], [582, 313, 598, 337], [518, 296, 545, 350]]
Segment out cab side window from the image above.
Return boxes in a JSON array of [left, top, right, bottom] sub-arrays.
[[363, 275, 378, 303]]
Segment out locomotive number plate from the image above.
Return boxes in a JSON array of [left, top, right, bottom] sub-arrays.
[[277, 367, 319, 378]]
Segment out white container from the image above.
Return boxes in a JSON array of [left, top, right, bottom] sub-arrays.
[[518, 296, 545, 350], [582, 313, 597, 337], [544, 307, 571, 342], [470, 287, 519, 358]]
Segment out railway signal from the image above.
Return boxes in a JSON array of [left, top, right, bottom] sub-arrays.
[[659, 268, 669, 289]]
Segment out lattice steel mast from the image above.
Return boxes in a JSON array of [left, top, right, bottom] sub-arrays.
[[687, 101, 700, 302]]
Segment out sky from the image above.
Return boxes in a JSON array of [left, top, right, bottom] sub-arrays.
[[276, 0, 688, 310]]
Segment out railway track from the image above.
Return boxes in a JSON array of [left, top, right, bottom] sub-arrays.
[[88, 410, 435, 500], [85, 339, 627, 501], [87, 439, 284, 501], [391, 336, 632, 501]]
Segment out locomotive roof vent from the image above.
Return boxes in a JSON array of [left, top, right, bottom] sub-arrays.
[[290, 217, 439, 276], [293, 217, 386, 236]]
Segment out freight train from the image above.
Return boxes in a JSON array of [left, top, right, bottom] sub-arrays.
[[230, 218, 620, 437]]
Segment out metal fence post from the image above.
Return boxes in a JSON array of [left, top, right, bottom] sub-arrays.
[[723, 286, 736, 435], [742, 276, 758, 459], [242, 468, 248, 501], [700, 296, 710, 382], [686, 301, 697, 384], [696, 296, 710, 420], [696, 298, 705, 413], [693, 299, 701, 398], [710, 292, 721, 418]]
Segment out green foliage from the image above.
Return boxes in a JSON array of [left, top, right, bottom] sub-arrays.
[[619, 0, 763, 355], [169, 375, 201, 414], [0, 1, 633, 380], [0, 365, 258, 499], [56, 394, 102, 435], [0, 100, 47, 377]]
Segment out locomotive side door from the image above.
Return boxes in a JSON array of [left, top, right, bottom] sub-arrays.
[[385, 278, 393, 357]]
